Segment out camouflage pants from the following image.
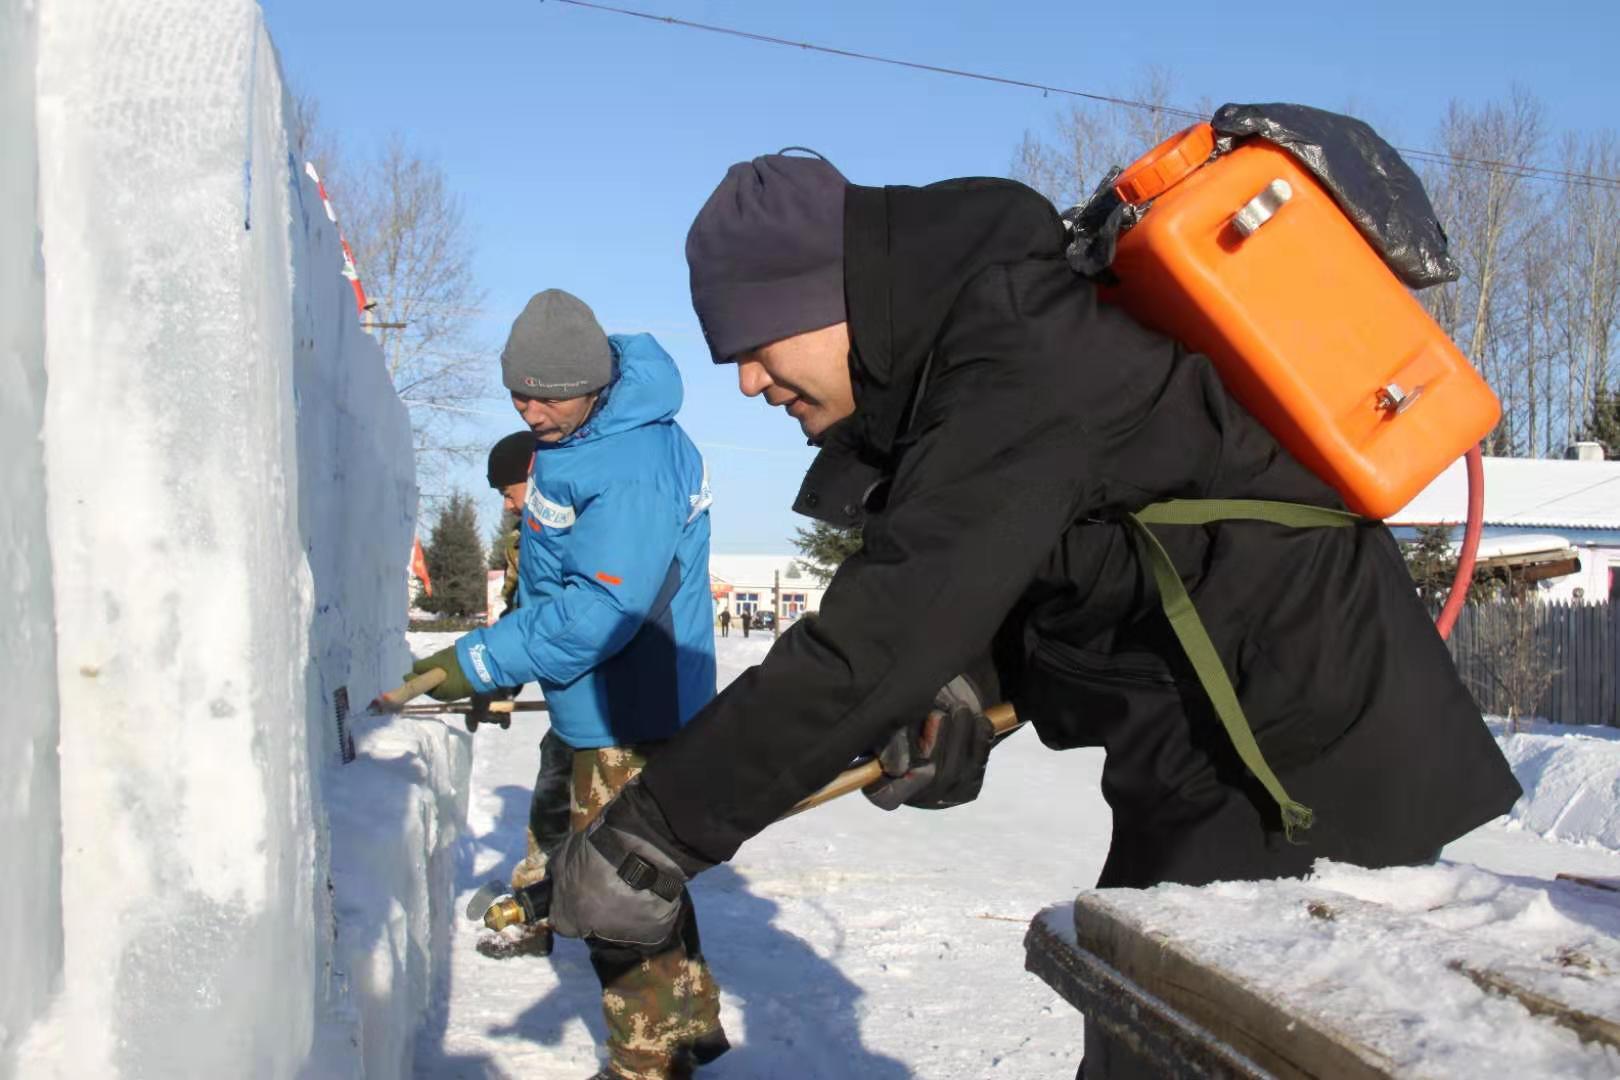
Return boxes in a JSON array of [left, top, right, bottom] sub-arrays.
[[572, 745, 724, 1080]]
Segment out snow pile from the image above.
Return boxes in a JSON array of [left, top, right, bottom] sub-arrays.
[[0, 2, 64, 1072], [316, 692, 471, 1079], [1493, 720, 1620, 854], [5, 1, 467, 1075], [1067, 859, 1620, 1077]]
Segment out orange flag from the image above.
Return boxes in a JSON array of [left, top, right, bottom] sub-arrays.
[[411, 535, 433, 597]]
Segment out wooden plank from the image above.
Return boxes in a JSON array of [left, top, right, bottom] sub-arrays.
[[1555, 872, 1620, 894], [1610, 604, 1619, 727], [1574, 603, 1586, 724], [1601, 604, 1613, 725], [1562, 603, 1573, 725], [1023, 915, 1274, 1080], [1069, 896, 1399, 1080], [1449, 961, 1620, 1052], [1567, 601, 1577, 724], [1585, 604, 1596, 722]]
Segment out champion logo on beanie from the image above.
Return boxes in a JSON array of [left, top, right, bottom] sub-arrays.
[[501, 289, 614, 398]]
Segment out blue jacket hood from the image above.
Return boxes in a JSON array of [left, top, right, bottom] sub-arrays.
[[561, 334, 683, 446]]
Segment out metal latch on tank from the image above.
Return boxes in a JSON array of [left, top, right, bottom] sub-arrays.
[[1232, 179, 1293, 237], [1376, 381, 1424, 415]]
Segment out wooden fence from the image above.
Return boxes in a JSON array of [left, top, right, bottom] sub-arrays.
[[1444, 601, 1619, 727]]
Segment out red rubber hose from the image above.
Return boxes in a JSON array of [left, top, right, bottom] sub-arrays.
[[1434, 445, 1484, 641]]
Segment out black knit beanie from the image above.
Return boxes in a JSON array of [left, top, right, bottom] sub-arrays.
[[685, 149, 849, 363], [486, 431, 535, 489]]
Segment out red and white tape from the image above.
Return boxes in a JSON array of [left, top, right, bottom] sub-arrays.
[[304, 161, 375, 315]]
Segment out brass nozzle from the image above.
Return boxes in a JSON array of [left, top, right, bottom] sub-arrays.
[[482, 897, 527, 932]]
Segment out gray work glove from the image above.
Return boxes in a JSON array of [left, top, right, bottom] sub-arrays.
[[864, 675, 996, 811], [546, 780, 709, 950]]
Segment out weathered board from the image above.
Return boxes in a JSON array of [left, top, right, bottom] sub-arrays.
[[1025, 871, 1620, 1079], [1025, 905, 1397, 1080]]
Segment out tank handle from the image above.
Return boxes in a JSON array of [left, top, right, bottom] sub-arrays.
[[1232, 179, 1294, 237]]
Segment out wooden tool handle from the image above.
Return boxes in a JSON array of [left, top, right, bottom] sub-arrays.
[[401, 700, 552, 717], [780, 702, 1021, 820], [370, 667, 447, 713]]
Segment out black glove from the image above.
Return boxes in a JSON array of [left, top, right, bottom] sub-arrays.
[[546, 780, 712, 950], [406, 645, 474, 703], [465, 686, 518, 732], [864, 675, 996, 811]]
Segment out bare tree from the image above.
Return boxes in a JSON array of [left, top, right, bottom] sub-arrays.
[[1008, 128, 1068, 207], [1558, 131, 1620, 438], [288, 91, 343, 184], [339, 137, 489, 484], [1470, 593, 1561, 733], [288, 95, 489, 487], [1421, 91, 1546, 453], [1009, 67, 1196, 211], [1116, 67, 1188, 153], [1428, 114, 1620, 458]]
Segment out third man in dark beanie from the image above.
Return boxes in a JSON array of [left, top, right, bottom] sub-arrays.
[[539, 154, 1521, 1078], [479, 428, 573, 962], [487, 429, 535, 618]]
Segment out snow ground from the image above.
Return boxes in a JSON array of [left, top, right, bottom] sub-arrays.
[[410, 631, 1620, 1079]]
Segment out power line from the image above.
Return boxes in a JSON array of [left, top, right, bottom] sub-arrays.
[[543, 0, 1620, 194], [545, 0, 1205, 121]]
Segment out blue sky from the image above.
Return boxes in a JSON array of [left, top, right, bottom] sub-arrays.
[[264, 0, 1620, 551]]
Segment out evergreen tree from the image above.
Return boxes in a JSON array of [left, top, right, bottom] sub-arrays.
[[1576, 387, 1620, 459], [420, 492, 486, 618], [488, 508, 519, 570], [791, 522, 863, 585], [1402, 524, 1457, 612]]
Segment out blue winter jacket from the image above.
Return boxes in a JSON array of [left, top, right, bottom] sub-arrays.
[[456, 334, 717, 749]]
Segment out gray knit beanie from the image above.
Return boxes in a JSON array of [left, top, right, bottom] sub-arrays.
[[685, 150, 849, 363], [500, 289, 613, 398]]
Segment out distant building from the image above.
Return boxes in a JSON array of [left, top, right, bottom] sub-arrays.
[[1388, 449, 1620, 602], [708, 554, 828, 625]]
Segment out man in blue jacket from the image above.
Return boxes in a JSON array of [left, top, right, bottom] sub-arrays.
[[409, 288, 726, 1080]]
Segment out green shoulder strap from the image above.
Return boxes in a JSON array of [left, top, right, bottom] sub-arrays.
[[1125, 499, 1361, 842]]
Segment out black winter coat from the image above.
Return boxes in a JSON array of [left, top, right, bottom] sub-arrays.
[[643, 178, 1520, 888]]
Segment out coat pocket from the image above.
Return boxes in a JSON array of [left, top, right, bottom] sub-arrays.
[[1021, 637, 1183, 750]]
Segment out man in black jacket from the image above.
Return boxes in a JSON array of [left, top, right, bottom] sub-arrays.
[[540, 151, 1522, 1075]]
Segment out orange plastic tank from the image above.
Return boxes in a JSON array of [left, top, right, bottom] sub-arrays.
[[1101, 122, 1500, 519]]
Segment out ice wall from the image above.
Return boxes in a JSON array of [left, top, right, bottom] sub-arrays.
[[11, 0, 469, 1075], [281, 21, 471, 1075], [0, 3, 65, 1076]]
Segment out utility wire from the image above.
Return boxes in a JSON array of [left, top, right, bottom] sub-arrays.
[[1500, 474, 1620, 522], [546, 0, 1205, 121], [543, 0, 1620, 193]]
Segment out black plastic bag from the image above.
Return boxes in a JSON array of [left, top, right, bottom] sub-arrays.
[[1062, 102, 1458, 289], [1210, 103, 1458, 288]]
